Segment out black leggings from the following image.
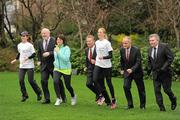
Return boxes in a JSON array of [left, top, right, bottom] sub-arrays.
[[53, 71, 75, 98], [104, 68, 115, 99], [93, 66, 113, 104], [19, 68, 41, 97]]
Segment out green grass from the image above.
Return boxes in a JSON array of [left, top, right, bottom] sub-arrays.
[[0, 72, 179, 120]]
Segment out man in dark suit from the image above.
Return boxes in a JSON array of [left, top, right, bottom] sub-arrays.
[[37, 28, 65, 104], [85, 35, 100, 102], [148, 34, 177, 111], [120, 36, 146, 109]]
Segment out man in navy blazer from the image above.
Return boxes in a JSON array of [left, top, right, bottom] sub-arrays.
[[120, 36, 146, 109], [37, 28, 65, 104], [85, 35, 100, 102], [148, 34, 177, 111]]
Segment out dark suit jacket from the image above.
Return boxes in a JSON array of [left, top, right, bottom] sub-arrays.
[[37, 37, 55, 72], [85, 47, 97, 71], [120, 46, 143, 78], [148, 43, 174, 80]]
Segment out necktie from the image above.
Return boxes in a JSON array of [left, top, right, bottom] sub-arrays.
[[126, 48, 129, 61], [89, 48, 92, 63], [153, 47, 157, 60], [45, 40, 48, 51]]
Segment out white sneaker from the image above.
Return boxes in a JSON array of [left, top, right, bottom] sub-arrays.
[[97, 97, 105, 106], [54, 98, 62, 106], [71, 95, 77, 106]]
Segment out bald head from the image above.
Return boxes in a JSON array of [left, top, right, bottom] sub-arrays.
[[41, 28, 50, 40], [122, 36, 132, 49]]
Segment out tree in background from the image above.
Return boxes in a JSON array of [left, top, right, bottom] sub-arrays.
[[0, 0, 7, 47], [15, 0, 64, 42], [145, 0, 180, 48]]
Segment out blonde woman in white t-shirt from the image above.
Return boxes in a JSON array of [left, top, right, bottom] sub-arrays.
[[11, 31, 42, 102], [93, 28, 116, 109]]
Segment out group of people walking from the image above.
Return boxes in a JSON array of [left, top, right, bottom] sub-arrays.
[[11, 27, 177, 111]]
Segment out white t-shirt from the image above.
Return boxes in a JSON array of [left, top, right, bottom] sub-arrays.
[[95, 39, 113, 68], [17, 42, 35, 68]]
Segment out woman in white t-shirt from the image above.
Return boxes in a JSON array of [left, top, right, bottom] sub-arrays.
[[11, 31, 42, 102], [93, 28, 116, 109]]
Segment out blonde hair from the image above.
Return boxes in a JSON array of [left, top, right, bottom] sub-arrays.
[[98, 27, 108, 39]]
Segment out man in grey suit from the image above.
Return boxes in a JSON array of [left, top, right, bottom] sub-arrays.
[[148, 34, 177, 111], [37, 28, 65, 104]]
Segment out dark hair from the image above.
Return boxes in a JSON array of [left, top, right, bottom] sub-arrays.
[[55, 34, 67, 46], [20, 31, 31, 42]]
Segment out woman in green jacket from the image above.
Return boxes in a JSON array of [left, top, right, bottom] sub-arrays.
[[53, 34, 77, 106]]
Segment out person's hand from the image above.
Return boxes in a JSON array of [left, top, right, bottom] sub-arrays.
[[37, 61, 41, 66], [43, 52, 50, 57], [120, 70, 124, 75], [91, 59, 96, 64], [11, 59, 16, 64], [54, 46, 59, 53], [127, 69, 132, 74], [84, 67, 87, 72], [22, 57, 29, 63]]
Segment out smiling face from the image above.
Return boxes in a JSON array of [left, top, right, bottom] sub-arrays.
[[149, 36, 159, 48], [41, 28, 50, 40], [21, 35, 28, 43], [56, 37, 63, 46], [122, 37, 131, 49], [98, 28, 106, 40], [86, 36, 95, 48]]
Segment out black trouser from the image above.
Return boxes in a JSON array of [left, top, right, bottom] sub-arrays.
[[93, 66, 111, 104], [19, 68, 41, 97], [86, 69, 99, 97], [41, 68, 53, 100], [123, 75, 146, 107], [53, 71, 75, 98], [153, 72, 176, 108]]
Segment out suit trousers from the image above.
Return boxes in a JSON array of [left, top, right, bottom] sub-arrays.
[[123, 75, 146, 107], [41, 68, 53, 100], [153, 71, 176, 108], [86, 69, 99, 97]]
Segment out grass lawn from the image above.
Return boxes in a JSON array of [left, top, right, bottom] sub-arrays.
[[0, 72, 179, 120]]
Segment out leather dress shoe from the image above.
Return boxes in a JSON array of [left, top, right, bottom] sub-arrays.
[[21, 96, 29, 102], [125, 105, 134, 109], [160, 106, 166, 111], [42, 99, 50, 104], [140, 106, 146, 110], [171, 97, 177, 110], [37, 93, 42, 101]]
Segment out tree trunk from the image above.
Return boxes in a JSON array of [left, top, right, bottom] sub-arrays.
[[0, 0, 7, 48], [173, 20, 180, 49], [174, 22, 180, 49]]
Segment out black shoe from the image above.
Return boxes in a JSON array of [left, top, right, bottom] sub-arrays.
[[171, 97, 177, 110], [37, 93, 42, 101], [21, 96, 29, 102], [160, 106, 166, 111], [140, 106, 146, 110], [125, 105, 134, 109], [42, 99, 50, 104], [140, 104, 146, 110]]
